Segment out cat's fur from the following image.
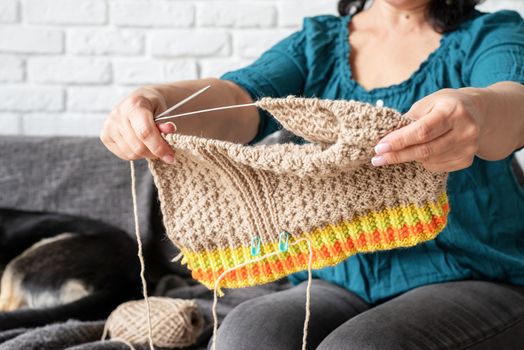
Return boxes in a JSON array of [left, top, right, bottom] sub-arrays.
[[0, 208, 141, 330]]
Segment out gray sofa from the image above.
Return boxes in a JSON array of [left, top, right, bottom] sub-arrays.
[[1, 136, 523, 349]]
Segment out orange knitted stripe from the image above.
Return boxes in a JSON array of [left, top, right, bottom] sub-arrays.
[[190, 202, 449, 289]]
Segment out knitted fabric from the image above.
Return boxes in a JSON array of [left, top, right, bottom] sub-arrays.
[[149, 96, 450, 290]]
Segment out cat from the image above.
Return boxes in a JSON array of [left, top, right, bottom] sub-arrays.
[[0, 208, 141, 331]]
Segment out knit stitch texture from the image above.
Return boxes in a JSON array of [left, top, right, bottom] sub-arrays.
[[149, 97, 449, 290]]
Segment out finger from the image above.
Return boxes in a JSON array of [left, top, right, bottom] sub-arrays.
[[100, 120, 130, 160], [422, 156, 474, 173], [375, 108, 452, 154], [100, 130, 127, 160], [420, 142, 477, 166], [118, 117, 157, 159], [103, 129, 135, 161], [106, 118, 143, 160], [373, 130, 459, 165], [113, 127, 142, 160], [128, 107, 175, 163], [158, 122, 176, 134], [106, 139, 130, 161], [401, 99, 432, 121]]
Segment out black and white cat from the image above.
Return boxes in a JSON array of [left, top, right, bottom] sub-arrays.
[[0, 208, 141, 330]]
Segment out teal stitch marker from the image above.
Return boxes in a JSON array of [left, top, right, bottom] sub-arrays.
[[251, 236, 261, 256], [279, 231, 289, 252]]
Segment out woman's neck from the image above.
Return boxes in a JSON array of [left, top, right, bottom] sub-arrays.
[[365, 0, 432, 33], [348, 0, 442, 91]]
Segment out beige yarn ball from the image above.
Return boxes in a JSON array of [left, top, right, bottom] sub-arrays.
[[105, 297, 205, 348]]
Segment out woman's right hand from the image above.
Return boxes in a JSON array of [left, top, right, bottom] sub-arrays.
[[100, 87, 176, 163]]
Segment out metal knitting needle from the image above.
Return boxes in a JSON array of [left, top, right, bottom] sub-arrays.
[[154, 103, 257, 124], [154, 85, 211, 121]]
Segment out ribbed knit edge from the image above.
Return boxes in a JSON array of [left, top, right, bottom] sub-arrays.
[[183, 194, 449, 289]]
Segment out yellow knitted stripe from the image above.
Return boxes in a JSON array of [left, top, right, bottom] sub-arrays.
[[183, 193, 449, 289], [183, 194, 447, 268]]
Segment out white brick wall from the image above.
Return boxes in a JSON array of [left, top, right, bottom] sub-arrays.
[[0, 0, 19, 23], [0, 0, 523, 143], [23, 0, 107, 25]]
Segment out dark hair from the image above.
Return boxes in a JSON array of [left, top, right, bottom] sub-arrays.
[[338, 0, 483, 33]]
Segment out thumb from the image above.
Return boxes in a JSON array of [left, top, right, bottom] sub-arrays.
[[403, 97, 433, 122]]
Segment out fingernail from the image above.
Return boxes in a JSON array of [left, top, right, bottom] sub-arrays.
[[374, 143, 391, 155], [165, 122, 177, 133], [162, 155, 174, 164], [371, 156, 386, 167], [159, 122, 176, 134]]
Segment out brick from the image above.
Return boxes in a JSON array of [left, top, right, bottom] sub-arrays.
[[278, 0, 337, 27], [68, 29, 144, 55], [0, 0, 19, 23], [24, 0, 107, 25], [0, 86, 64, 112], [478, 0, 524, 15], [28, 57, 111, 84], [0, 27, 63, 54], [150, 30, 230, 57], [67, 86, 131, 112], [110, 0, 194, 27], [114, 59, 197, 85], [22, 113, 106, 136], [197, 2, 276, 28], [234, 29, 294, 59], [0, 56, 24, 82], [199, 58, 252, 78], [0, 114, 22, 135]]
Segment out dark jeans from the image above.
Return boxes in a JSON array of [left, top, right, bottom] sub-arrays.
[[211, 279, 524, 350]]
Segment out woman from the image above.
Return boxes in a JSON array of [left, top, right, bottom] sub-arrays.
[[101, 0, 524, 348]]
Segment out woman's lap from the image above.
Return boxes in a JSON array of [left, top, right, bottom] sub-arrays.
[[212, 279, 369, 350], [212, 279, 524, 350]]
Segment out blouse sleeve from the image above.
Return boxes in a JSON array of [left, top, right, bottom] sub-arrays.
[[463, 10, 524, 87], [220, 29, 308, 144]]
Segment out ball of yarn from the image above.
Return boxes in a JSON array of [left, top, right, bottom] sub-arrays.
[[105, 297, 204, 348]]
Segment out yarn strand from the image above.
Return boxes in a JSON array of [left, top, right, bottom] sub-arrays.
[[130, 161, 155, 350], [210, 237, 313, 350], [302, 238, 313, 350], [127, 160, 313, 350]]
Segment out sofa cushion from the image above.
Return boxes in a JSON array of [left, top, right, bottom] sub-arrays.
[[0, 136, 154, 244]]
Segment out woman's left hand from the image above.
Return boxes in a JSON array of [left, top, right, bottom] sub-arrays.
[[372, 88, 486, 172]]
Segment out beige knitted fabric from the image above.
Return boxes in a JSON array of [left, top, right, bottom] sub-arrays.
[[149, 96, 450, 290], [104, 297, 204, 348]]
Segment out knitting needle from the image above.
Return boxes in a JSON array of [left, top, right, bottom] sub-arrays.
[[154, 85, 211, 121], [154, 103, 258, 124]]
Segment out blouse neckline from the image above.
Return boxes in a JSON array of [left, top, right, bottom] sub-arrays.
[[338, 14, 454, 97]]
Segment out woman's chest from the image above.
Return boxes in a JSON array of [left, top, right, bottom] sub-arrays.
[[348, 32, 443, 91], [304, 34, 465, 113]]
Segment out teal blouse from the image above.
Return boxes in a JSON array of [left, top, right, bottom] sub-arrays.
[[221, 10, 524, 304]]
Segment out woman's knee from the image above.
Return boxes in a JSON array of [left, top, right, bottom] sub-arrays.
[[316, 324, 403, 350], [213, 280, 368, 350], [214, 289, 308, 350], [213, 299, 264, 350]]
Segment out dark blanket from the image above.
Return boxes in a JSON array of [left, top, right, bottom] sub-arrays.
[[0, 208, 291, 349], [0, 261, 290, 349], [0, 279, 291, 350]]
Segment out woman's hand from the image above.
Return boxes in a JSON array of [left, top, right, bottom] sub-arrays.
[[100, 87, 176, 163], [100, 79, 261, 161], [371, 88, 487, 172]]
